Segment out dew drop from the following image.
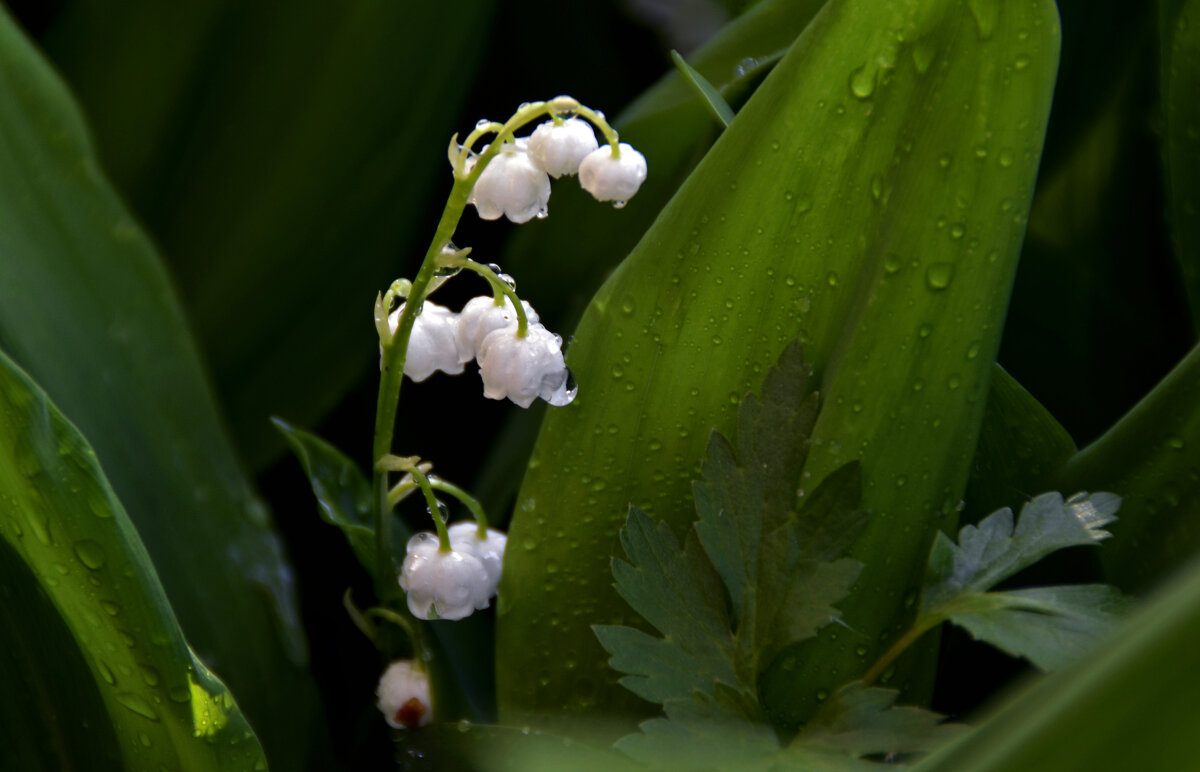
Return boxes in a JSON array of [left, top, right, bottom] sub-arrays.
[[947, 374, 962, 390], [97, 660, 116, 685], [826, 271, 840, 287], [883, 253, 902, 274], [101, 600, 121, 616], [115, 693, 160, 721], [1014, 54, 1031, 70], [998, 149, 1015, 167], [968, 0, 999, 39], [870, 174, 884, 201], [620, 297, 635, 316], [918, 324, 933, 338], [140, 665, 161, 687], [925, 262, 955, 290], [912, 41, 936, 73], [26, 511, 52, 546], [74, 540, 106, 570], [966, 341, 982, 359], [1167, 436, 1185, 450], [856, 645, 869, 657], [816, 689, 830, 701], [849, 64, 875, 99], [938, 153, 952, 168]]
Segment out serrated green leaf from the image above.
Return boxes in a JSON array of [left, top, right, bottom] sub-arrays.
[[0, 9, 323, 765], [671, 50, 736, 128], [500, 0, 1059, 726], [941, 584, 1130, 671], [923, 492, 1120, 607], [43, 0, 493, 469], [1053, 343, 1200, 592], [794, 682, 962, 758], [0, 349, 265, 770]]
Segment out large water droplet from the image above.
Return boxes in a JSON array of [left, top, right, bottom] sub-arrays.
[[115, 692, 160, 721], [26, 511, 52, 546], [925, 262, 955, 290], [911, 41, 936, 73], [968, 0, 999, 39], [883, 253, 903, 274], [849, 64, 876, 99], [74, 540, 106, 570]]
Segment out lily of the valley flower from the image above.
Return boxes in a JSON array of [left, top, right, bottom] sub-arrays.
[[376, 660, 432, 729], [399, 532, 491, 620], [468, 139, 551, 223], [447, 521, 507, 598], [455, 295, 539, 364], [527, 117, 599, 178], [578, 142, 648, 203], [477, 324, 575, 408], [386, 302, 464, 382]]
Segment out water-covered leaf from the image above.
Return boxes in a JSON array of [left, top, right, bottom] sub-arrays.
[[0, 349, 265, 770], [0, 9, 323, 765]]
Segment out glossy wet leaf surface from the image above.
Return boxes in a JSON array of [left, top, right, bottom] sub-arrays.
[[498, 0, 1059, 728], [0, 10, 323, 765], [0, 350, 265, 770]]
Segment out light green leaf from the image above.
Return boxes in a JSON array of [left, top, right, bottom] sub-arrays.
[[1053, 343, 1200, 592], [43, 0, 494, 469], [671, 50, 736, 127], [0, 10, 323, 765], [1160, 0, 1200, 331], [923, 492, 1119, 606], [794, 682, 962, 758], [912, 554, 1200, 772], [941, 584, 1130, 671], [0, 349, 265, 770], [500, 0, 1059, 726]]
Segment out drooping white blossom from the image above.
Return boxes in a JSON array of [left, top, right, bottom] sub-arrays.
[[477, 324, 575, 408], [468, 139, 551, 223], [399, 532, 491, 620], [578, 142, 648, 203], [455, 295, 540, 364], [386, 302, 464, 382], [448, 521, 507, 599], [527, 117, 599, 177], [376, 660, 432, 729]]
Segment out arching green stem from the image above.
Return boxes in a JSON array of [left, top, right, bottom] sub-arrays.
[[860, 614, 944, 686], [460, 259, 530, 337], [427, 477, 489, 538]]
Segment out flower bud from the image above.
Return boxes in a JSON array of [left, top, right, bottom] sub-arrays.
[[385, 302, 464, 382], [376, 660, 432, 729], [528, 118, 599, 177], [578, 142, 647, 203]]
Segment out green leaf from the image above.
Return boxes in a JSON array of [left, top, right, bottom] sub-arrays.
[[0, 11, 324, 765], [963, 365, 1077, 525], [923, 492, 1119, 605], [939, 585, 1130, 671], [272, 417, 383, 576], [42, 0, 494, 468], [0, 349, 265, 770], [794, 682, 962, 758], [1053, 343, 1200, 592], [499, 0, 1059, 726], [1159, 0, 1200, 331], [670, 50, 736, 127], [912, 554, 1200, 772], [398, 722, 634, 772], [916, 493, 1128, 671]]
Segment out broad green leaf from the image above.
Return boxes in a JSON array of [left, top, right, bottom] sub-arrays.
[[500, 0, 1058, 727], [963, 365, 1077, 525], [1054, 343, 1200, 592], [794, 682, 961, 758], [939, 584, 1130, 671], [43, 0, 494, 469], [0, 11, 323, 765], [397, 722, 631, 772], [1159, 0, 1200, 330], [0, 349, 265, 770], [913, 555, 1200, 772]]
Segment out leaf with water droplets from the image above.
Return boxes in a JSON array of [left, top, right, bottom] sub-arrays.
[[671, 49, 736, 128], [0, 348, 265, 769]]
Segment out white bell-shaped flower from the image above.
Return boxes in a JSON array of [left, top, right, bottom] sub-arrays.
[[477, 323, 576, 408], [468, 139, 551, 223], [528, 118, 599, 178], [578, 142, 648, 203], [448, 521, 507, 597], [455, 295, 540, 364], [386, 302, 464, 382], [376, 660, 432, 729], [400, 532, 491, 620]]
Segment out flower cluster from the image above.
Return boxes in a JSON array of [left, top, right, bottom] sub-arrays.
[[376, 660, 432, 729], [387, 295, 573, 408], [399, 522, 508, 620], [462, 115, 647, 223]]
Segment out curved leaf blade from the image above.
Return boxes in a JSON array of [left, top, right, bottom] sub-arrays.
[[0, 349, 265, 770]]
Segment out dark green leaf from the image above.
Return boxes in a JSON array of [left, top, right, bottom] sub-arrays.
[[397, 722, 631, 772], [794, 682, 962, 757], [0, 349, 265, 769], [43, 0, 494, 468], [1053, 343, 1200, 592], [941, 585, 1131, 671], [1159, 0, 1200, 331], [0, 9, 323, 765], [671, 50, 736, 127]]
